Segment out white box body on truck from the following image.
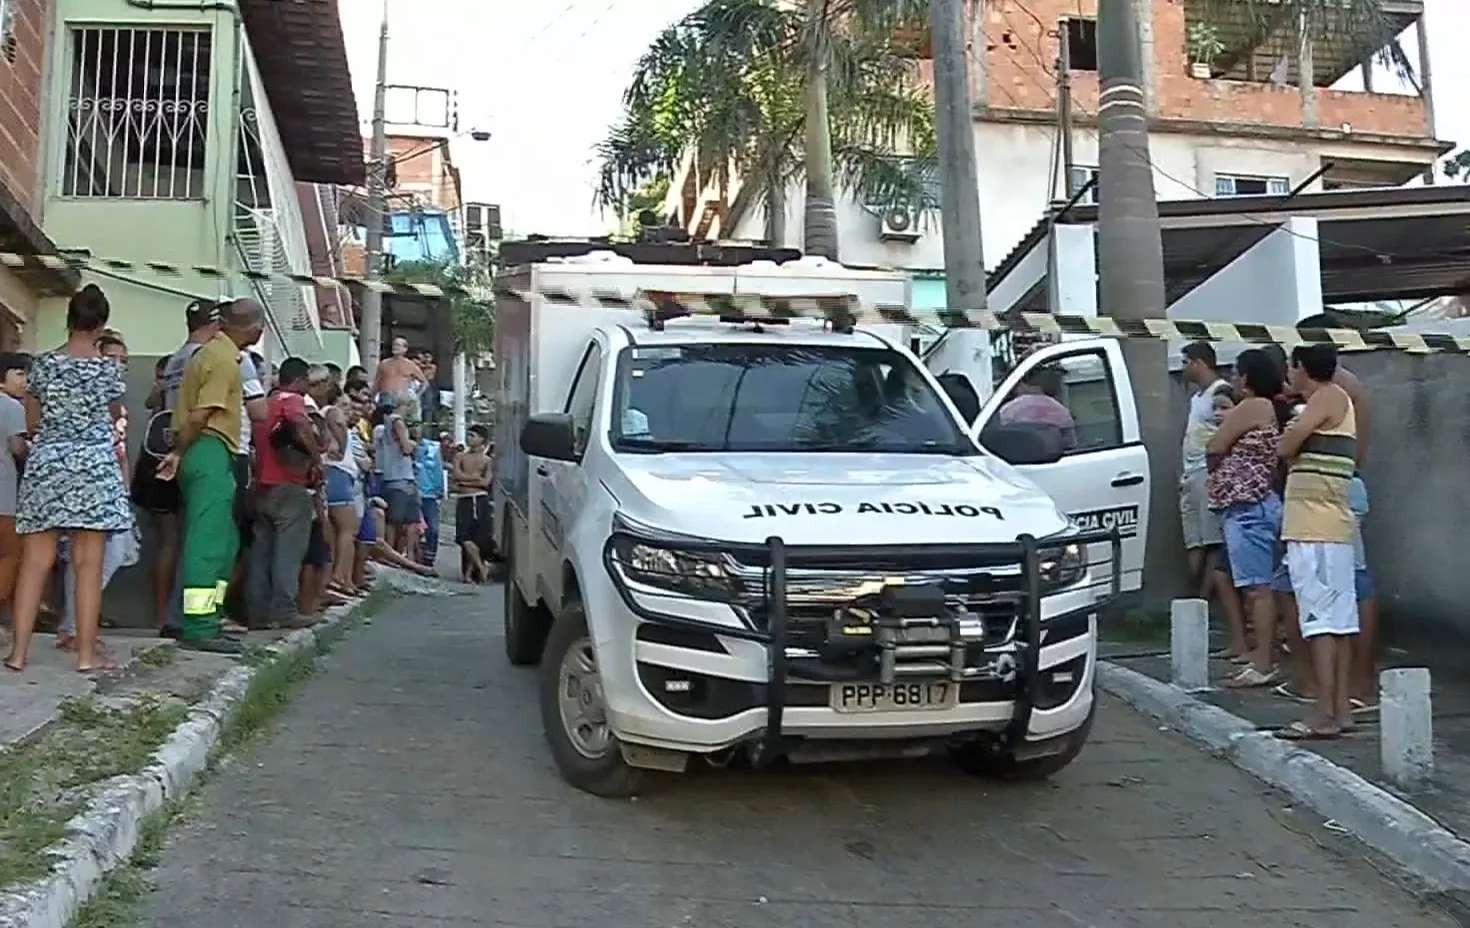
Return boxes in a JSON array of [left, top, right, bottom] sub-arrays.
[[491, 251, 1150, 797]]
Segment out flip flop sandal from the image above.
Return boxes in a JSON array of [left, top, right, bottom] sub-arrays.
[[1275, 721, 1340, 741], [1351, 698, 1379, 715], [1272, 682, 1313, 703], [1224, 666, 1279, 688], [3, 660, 22, 672]]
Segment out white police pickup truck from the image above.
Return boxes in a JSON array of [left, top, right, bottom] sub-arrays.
[[492, 253, 1149, 797]]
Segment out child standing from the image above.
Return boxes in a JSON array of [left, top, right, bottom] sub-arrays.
[[450, 426, 493, 583], [414, 429, 445, 568]]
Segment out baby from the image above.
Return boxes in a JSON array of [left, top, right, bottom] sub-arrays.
[[1186, 387, 1236, 468], [1211, 388, 1237, 423]]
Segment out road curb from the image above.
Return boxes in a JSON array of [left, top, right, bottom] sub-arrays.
[[1097, 660, 1470, 894], [0, 602, 363, 928]]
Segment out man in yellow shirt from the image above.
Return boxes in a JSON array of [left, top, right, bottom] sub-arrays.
[[159, 299, 264, 651]]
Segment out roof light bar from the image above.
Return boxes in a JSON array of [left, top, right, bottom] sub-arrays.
[[638, 290, 865, 332]]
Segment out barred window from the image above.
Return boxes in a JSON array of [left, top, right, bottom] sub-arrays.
[[63, 27, 211, 199]]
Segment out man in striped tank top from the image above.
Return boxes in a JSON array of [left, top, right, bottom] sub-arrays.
[[1277, 344, 1358, 740]]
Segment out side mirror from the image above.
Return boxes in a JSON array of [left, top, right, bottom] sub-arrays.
[[520, 413, 578, 462], [980, 422, 1066, 465]]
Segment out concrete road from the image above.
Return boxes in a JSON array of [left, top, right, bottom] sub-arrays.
[[140, 585, 1454, 927]]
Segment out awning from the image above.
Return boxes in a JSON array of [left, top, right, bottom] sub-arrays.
[[242, 0, 364, 186], [988, 185, 1470, 312], [0, 182, 78, 296]]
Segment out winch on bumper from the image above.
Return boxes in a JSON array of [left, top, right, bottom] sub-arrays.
[[599, 518, 1123, 767]]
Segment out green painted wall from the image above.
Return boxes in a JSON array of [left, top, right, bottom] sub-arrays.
[[38, 1, 266, 356]]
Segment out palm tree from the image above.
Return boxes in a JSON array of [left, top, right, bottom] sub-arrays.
[[595, 0, 937, 259]]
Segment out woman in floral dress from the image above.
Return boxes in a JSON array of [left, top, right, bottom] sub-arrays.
[[2, 285, 134, 673]]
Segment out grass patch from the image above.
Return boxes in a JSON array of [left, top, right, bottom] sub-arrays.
[[135, 645, 177, 669], [0, 696, 187, 888]]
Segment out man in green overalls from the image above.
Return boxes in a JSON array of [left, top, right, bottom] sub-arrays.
[[158, 299, 264, 652]]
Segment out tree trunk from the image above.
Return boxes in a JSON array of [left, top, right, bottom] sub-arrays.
[[1096, 0, 1180, 603], [765, 165, 787, 247], [802, 0, 839, 259]]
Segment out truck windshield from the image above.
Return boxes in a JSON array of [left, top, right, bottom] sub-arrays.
[[609, 343, 977, 454]]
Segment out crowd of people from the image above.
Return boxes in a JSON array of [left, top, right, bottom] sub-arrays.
[[0, 287, 498, 673], [1179, 340, 1375, 741]]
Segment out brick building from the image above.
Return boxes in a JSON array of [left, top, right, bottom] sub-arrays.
[[0, 0, 76, 348], [338, 133, 464, 277], [667, 0, 1447, 307]]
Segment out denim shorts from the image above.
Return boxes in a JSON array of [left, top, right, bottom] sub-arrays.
[[324, 467, 354, 507], [1220, 493, 1282, 589]]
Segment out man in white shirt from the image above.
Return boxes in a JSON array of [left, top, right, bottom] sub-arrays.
[[1179, 341, 1244, 652]]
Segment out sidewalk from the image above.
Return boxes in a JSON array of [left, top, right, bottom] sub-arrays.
[[0, 628, 294, 751], [1100, 625, 1470, 898]]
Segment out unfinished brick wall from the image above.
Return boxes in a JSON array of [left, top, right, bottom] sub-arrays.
[[0, 0, 47, 217], [973, 0, 1430, 139]]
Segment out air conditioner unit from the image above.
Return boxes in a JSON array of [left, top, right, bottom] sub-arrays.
[[877, 206, 919, 243]]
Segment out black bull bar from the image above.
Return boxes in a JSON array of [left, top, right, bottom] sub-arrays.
[[602, 528, 1123, 761]]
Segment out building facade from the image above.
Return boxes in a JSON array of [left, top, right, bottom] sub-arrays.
[[0, 0, 78, 350], [669, 0, 1444, 295], [33, 0, 363, 362]]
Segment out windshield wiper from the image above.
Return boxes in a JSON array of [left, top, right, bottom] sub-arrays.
[[616, 437, 708, 454]]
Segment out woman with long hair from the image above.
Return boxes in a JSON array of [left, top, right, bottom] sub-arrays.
[[3, 285, 134, 673], [1205, 349, 1288, 689], [56, 332, 137, 651]]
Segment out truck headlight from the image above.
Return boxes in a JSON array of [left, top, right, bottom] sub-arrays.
[[609, 536, 742, 602], [1038, 543, 1085, 592]]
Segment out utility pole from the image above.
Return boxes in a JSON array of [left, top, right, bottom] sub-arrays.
[[1057, 25, 1076, 198], [1096, 0, 1177, 599], [1047, 28, 1076, 312], [359, 1, 389, 381], [930, 0, 986, 323]]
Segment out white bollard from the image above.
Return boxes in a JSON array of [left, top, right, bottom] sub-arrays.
[[1380, 667, 1433, 787], [1170, 598, 1210, 691]]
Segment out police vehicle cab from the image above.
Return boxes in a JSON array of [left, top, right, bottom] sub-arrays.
[[492, 251, 1150, 797]]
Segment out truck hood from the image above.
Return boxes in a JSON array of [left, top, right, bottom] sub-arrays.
[[602, 453, 1069, 546]]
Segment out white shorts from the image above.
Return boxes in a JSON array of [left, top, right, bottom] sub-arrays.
[[1285, 541, 1359, 638]]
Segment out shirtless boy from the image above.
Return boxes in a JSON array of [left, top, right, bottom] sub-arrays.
[[451, 426, 494, 582], [374, 337, 425, 417]]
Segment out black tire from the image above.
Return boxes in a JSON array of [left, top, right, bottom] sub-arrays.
[[502, 532, 550, 666], [539, 602, 645, 798], [950, 701, 1095, 781]]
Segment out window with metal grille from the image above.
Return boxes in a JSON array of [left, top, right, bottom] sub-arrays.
[[62, 27, 212, 199], [1214, 173, 1290, 197]]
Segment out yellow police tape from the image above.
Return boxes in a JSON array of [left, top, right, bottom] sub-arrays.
[[20, 249, 1464, 355]]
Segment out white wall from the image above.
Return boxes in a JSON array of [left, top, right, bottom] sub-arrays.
[[727, 121, 1428, 273]]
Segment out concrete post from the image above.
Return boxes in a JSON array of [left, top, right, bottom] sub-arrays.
[[1380, 668, 1433, 787], [1170, 598, 1209, 691]]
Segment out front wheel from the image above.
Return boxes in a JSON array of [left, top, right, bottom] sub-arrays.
[[502, 531, 550, 666], [539, 603, 646, 798], [950, 702, 1095, 781]]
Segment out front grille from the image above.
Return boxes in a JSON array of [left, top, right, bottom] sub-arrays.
[[728, 549, 1030, 683]]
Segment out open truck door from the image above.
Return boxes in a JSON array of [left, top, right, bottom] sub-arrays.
[[972, 338, 1149, 592]]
